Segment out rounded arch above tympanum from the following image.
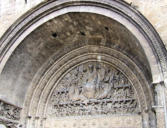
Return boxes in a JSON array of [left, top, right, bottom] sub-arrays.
[[21, 45, 153, 127], [0, 0, 166, 128]]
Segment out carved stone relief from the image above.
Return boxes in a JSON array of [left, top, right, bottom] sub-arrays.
[[47, 62, 140, 117], [0, 119, 18, 128], [0, 101, 20, 120], [0, 100, 21, 128]]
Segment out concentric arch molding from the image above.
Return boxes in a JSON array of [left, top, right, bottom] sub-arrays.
[[0, 0, 166, 84], [21, 45, 153, 127]]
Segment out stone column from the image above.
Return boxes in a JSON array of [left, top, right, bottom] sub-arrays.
[[154, 83, 165, 128], [142, 111, 149, 128], [141, 109, 156, 128]]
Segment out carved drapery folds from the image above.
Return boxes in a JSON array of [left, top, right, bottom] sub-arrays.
[[47, 62, 140, 117], [0, 100, 21, 128]]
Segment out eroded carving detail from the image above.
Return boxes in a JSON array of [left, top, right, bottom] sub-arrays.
[[48, 62, 140, 117], [0, 119, 18, 128], [0, 101, 21, 120], [0, 100, 21, 128]]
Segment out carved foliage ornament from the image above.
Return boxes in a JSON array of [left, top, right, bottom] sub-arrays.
[[48, 62, 140, 117]]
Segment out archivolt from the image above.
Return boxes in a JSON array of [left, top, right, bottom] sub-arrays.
[[22, 45, 153, 127]]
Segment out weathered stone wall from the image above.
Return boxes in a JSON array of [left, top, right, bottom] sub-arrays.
[[0, 0, 44, 38], [1, 0, 167, 48], [126, 0, 167, 48]]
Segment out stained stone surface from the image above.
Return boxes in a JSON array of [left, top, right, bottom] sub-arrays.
[[0, 13, 151, 107], [1, 0, 167, 49], [0, 1, 166, 128], [0, 2, 166, 127]]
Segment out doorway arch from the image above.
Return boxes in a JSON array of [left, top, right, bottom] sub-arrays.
[[0, 0, 167, 128]]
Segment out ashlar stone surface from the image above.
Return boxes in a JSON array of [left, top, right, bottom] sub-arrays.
[[45, 115, 142, 128]]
